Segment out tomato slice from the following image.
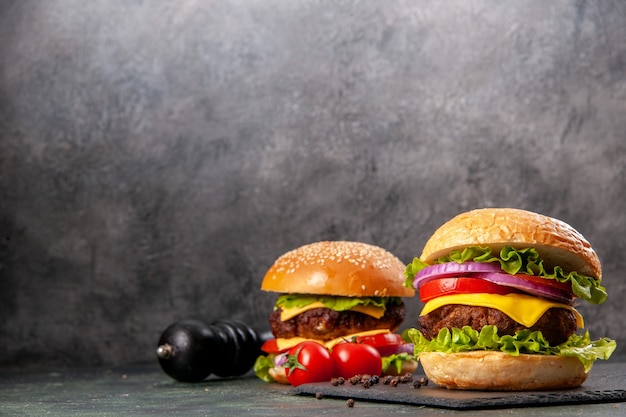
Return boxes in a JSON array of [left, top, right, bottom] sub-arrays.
[[261, 339, 285, 354], [419, 277, 522, 302], [514, 274, 573, 293]]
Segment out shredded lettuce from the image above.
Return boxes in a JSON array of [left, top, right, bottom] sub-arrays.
[[274, 294, 402, 312], [407, 326, 616, 373], [404, 246, 607, 304]]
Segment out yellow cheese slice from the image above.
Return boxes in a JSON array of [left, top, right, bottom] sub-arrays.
[[350, 304, 386, 319], [279, 302, 385, 321], [420, 293, 584, 328], [275, 336, 314, 351], [275, 329, 390, 351], [325, 329, 390, 350]]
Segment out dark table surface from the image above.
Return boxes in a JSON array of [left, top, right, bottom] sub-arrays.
[[2, 360, 625, 416]]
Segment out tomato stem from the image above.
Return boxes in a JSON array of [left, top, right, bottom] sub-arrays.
[[283, 346, 308, 372]]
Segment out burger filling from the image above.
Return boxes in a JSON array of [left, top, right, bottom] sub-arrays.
[[270, 301, 406, 341], [418, 304, 577, 345], [405, 246, 607, 304]]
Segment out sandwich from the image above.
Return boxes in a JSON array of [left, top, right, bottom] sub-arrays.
[[254, 240, 416, 384], [405, 208, 616, 390]]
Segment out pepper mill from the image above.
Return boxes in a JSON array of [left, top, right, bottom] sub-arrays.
[[156, 319, 272, 382]]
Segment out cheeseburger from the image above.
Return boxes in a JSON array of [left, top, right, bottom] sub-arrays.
[[255, 241, 416, 384], [405, 208, 616, 390]]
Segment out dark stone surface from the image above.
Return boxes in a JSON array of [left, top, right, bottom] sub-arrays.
[[0, 362, 625, 416], [1, 1, 625, 368]]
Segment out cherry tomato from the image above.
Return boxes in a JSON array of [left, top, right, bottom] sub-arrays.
[[419, 277, 523, 302], [283, 341, 334, 386], [331, 343, 382, 379], [354, 333, 407, 357]]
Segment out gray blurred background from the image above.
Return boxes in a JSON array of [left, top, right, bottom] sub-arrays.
[[1, 0, 625, 368]]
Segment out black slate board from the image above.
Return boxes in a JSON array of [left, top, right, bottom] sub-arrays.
[[292, 362, 626, 410]]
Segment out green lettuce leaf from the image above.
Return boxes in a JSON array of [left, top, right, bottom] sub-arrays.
[[407, 326, 616, 373], [404, 257, 428, 288], [253, 354, 277, 383], [404, 246, 607, 304], [381, 353, 415, 375], [274, 294, 402, 312]]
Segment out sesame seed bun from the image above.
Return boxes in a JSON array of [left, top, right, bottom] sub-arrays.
[[419, 351, 589, 390], [420, 208, 601, 280], [261, 241, 414, 297]]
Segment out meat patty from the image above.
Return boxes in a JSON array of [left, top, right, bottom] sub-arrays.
[[270, 303, 406, 341], [418, 305, 577, 346]]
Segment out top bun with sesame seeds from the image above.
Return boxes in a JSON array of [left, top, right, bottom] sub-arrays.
[[255, 241, 417, 384], [261, 241, 414, 297]]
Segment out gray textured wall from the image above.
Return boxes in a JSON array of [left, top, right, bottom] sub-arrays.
[[1, 0, 625, 368]]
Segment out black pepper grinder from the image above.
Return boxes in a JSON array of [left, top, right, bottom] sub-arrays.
[[156, 319, 272, 382]]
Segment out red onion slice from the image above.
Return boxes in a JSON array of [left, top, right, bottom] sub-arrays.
[[274, 352, 287, 367], [479, 272, 573, 304], [375, 343, 415, 357], [413, 262, 502, 289], [413, 262, 573, 304]]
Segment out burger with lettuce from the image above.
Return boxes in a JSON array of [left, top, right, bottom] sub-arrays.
[[255, 241, 417, 384], [405, 208, 616, 390]]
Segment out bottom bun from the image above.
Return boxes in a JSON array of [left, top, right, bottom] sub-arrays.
[[268, 366, 289, 384], [419, 351, 589, 391]]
